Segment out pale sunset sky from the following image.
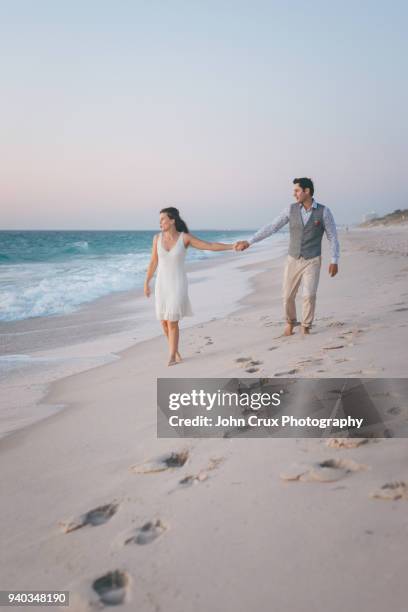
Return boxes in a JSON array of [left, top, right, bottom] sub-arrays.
[[1, 0, 407, 229]]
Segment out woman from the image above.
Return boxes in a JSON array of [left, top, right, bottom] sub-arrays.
[[144, 207, 234, 366]]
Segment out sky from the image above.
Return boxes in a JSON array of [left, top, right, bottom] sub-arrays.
[[1, 0, 407, 229]]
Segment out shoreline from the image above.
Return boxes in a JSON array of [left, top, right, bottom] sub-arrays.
[[0, 230, 262, 328]]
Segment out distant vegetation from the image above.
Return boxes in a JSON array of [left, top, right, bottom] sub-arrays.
[[360, 209, 408, 227]]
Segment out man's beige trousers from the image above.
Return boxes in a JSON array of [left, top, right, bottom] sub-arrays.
[[282, 254, 322, 328]]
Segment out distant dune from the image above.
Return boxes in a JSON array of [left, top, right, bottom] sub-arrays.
[[360, 209, 408, 227]]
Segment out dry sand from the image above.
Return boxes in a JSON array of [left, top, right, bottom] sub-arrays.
[[1, 226, 408, 611]]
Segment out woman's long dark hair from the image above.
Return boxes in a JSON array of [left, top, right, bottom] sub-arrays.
[[160, 206, 189, 233]]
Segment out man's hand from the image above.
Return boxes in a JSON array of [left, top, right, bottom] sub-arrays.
[[234, 240, 250, 252], [329, 264, 338, 277]]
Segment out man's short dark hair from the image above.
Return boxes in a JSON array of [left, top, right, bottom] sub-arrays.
[[293, 177, 314, 196]]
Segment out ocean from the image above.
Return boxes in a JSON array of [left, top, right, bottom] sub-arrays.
[[0, 229, 256, 323]]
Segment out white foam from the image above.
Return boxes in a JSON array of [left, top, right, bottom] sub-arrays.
[[72, 240, 89, 250], [0, 252, 151, 322]]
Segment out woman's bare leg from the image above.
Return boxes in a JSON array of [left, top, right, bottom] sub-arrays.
[[161, 320, 182, 362], [167, 321, 180, 365], [161, 320, 169, 341]]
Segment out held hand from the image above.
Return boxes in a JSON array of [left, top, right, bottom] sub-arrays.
[[234, 240, 250, 252], [144, 281, 151, 297], [329, 264, 338, 277]]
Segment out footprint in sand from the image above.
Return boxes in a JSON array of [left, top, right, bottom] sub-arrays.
[[92, 570, 130, 606], [234, 356, 263, 373], [387, 406, 402, 415], [394, 307, 408, 312], [124, 519, 167, 545], [207, 456, 225, 470], [370, 481, 408, 501], [280, 458, 368, 483], [179, 472, 209, 487], [338, 328, 364, 343], [296, 357, 324, 369], [245, 359, 263, 373], [130, 449, 189, 474], [268, 346, 278, 351], [322, 344, 345, 351], [59, 502, 119, 533], [176, 457, 225, 489], [274, 368, 298, 376], [324, 438, 371, 449]]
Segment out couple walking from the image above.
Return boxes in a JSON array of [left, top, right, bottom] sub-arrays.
[[144, 177, 340, 365]]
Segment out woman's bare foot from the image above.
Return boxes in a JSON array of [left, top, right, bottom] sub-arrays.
[[168, 355, 177, 366], [301, 325, 310, 335], [284, 323, 294, 336], [175, 351, 183, 363]]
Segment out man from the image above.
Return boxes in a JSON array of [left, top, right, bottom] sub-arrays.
[[234, 177, 339, 336]]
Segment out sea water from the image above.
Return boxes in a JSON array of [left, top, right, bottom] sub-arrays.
[[0, 230, 259, 322]]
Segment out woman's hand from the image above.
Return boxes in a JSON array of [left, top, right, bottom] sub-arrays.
[[144, 236, 158, 297]]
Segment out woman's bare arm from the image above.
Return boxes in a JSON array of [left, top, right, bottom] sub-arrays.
[[184, 233, 234, 252], [144, 235, 159, 297]]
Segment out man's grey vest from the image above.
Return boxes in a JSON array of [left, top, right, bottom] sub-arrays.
[[288, 202, 325, 259]]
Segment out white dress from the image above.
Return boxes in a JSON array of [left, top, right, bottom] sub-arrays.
[[155, 231, 194, 321]]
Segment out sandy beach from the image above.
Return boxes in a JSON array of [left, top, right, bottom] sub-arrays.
[[1, 225, 408, 611]]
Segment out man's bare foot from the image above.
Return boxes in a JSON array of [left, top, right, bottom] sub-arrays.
[[175, 351, 183, 363], [301, 325, 310, 335], [284, 323, 294, 336]]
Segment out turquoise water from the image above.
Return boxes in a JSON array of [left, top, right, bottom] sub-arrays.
[[0, 230, 257, 322]]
